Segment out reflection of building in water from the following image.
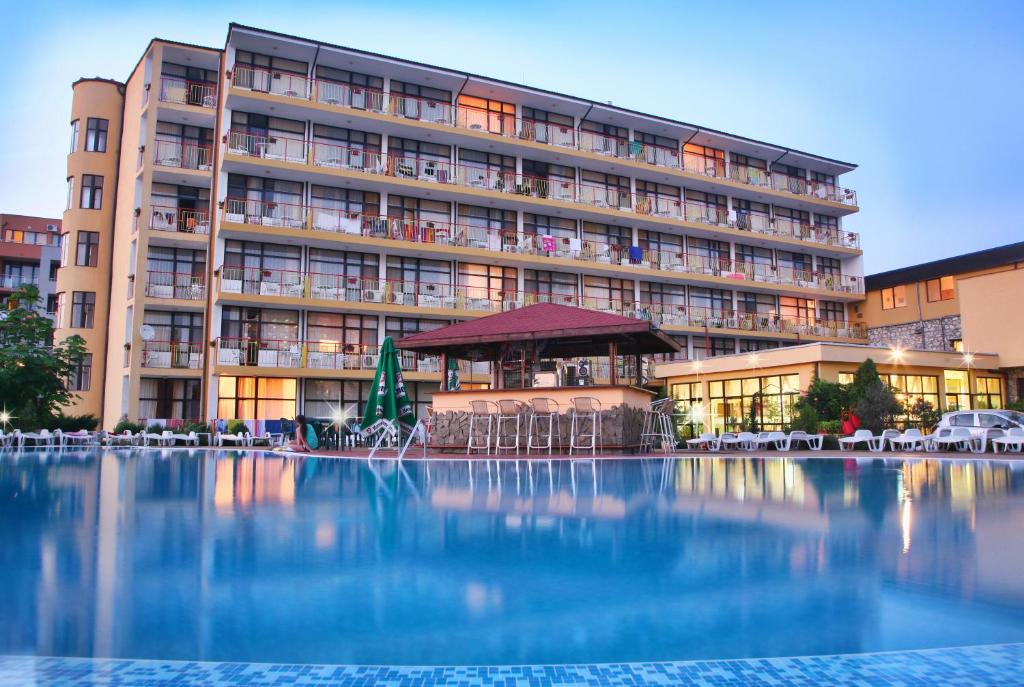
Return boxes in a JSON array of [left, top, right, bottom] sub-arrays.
[[3, 455, 1024, 665]]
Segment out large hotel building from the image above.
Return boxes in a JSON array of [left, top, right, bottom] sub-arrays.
[[57, 24, 867, 427]]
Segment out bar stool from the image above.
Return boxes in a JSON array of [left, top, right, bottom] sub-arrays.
[[570, 396, 602, 455], [527, 397, 562, 455], [467, 400, 497, 455], [640, 398, 676, 453], [494, 399, 525, 454]]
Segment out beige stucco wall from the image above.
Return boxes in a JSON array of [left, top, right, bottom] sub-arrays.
[[959, 267, 1024, 368], [57, 79, 124, 421]]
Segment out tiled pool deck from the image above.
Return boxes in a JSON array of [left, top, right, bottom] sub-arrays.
[[3, 644, 1023, 686]]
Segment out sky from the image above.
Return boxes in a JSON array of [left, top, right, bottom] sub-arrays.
[[2, 0, 1022, 273]]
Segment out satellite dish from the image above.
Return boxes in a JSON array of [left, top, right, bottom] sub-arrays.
[[139, 324, 156, 341]]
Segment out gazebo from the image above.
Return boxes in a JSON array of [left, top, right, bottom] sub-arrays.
[[396, 303, 682, 450]]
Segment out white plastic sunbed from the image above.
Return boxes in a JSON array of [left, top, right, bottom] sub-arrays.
[[685, 432, 721, 451], [838, 429, 885, 452], [888, 428, 925, 451], [787, 431, 823, 450], [993, 428, 1024, 454], [720, 431, 758, 450]]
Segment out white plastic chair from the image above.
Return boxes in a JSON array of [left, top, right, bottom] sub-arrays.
[[720, 432, 758, 450], [932, 427, 979, 453], [786, 431, 823, 450], [756, 431, 790, 450], [686, 432, 721, 451], [889, 428, 925, 451], [993, 428, 1024, 454]]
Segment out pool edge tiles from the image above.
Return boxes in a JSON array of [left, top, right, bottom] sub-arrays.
[[3, 644, 1024, 686]]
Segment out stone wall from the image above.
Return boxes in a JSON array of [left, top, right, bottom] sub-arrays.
[[1006, 368, 1024, 404], [868, 315, 961, 352], [430, 405, 646, 451]]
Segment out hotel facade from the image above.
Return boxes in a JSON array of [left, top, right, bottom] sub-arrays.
[[56, 24, 866, 427]]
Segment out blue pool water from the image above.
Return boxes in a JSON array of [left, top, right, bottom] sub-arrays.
[[1, 450, 1023, 668]]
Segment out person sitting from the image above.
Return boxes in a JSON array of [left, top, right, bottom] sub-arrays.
[[286, 414, 319, 453]]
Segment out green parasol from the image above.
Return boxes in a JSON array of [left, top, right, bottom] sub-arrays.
[[362, 336, 416, 430], [446, 356, 461, 391]]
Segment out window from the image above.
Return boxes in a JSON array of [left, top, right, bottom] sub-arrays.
[[943, 369, 970, 410], [75, 231, 100, 267], [217, 376, 297, 421], [974, 378, 1003, 410], [143, 310, 204, 344], [838, 372, 854, 384], [45, 294, 59, 315], [80, 175, 103, 209], [70, 292, 96, 328], [524, 270, 577, 304], [48, 262, 59, 282], [583, 276, 634, 309], [926, 276, 955, 302], [138, 378, 202, 421], [305, 379, 373, 422], [707, 373, 801, 433], [457, 95, 515, 134], [739, 339, 780, 353], [886, 374, 940, 412], [307, 312, 378, 351], [950, 339, 963, 352], [68, 353, 92, 391], [779, 296, 815, 323], [693, 336, 735, 360], [70, 120, 80, 153], [457, 263, 516, 304], [85, 118, 108, 152], [880, 285, 906, 310], [66, 177, 74, 210], [670, 382, 703, 439], [819, 301, 846, 322]]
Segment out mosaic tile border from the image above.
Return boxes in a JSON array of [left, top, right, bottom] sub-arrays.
[[2, 643, 1023, 687]]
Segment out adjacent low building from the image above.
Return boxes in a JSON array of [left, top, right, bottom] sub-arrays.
[[0, 213, 62, 320]]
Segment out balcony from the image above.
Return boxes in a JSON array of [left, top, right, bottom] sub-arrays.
[[228, 68, 859, 208], [153, 139, 213, 171], [139, 340, 204, 369], [219, 200, 865, 295], [224, 134, 860, 250], [144, 271, 206, 300], [215, 267, 865, 340], [149, 206, 210, 235], [158, 76, 217, 109], [0, 275, 39, 289], [215, 338, 452, 374]]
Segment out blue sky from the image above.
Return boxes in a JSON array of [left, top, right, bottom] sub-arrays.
[[2, 0, 1022, 273]]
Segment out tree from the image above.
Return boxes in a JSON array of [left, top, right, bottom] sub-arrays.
[[849, 358, 882, 407], [0, 286, 87, 429], [800, 376, 852, 422], [905, 398, 941, 431], [856, 379, 902, 434]]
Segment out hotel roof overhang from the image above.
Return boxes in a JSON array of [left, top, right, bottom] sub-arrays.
[[866, 241, 1024, 291], [226, 23, 857, 174], [654, 342, 1002, 379], [395, 303, 683, 359]]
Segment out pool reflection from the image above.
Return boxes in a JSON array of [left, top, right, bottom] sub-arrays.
[[1, 451, 1023, 665]]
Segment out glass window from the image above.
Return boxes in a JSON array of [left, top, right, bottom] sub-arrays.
[[75, 231, 100, 267], [693, 336, 735, 360], [943, 369, 970, 410], [66, 177, 74, 210], [457, 94, 515, 134], [707, 373, 800, 433], [886, 374, 940, 412], [315, 65, 383, 90], [524, 270, 577, 304], [926, 276, 956, 302], [974, 377, 1003, 410], [818, 301, 846, 322], [138, 378, 202, 421], [70, 291, 95, 328], [457, 263, 516, 303], [143, 310, 204, 344], [386, 256, 450, 286], [80, 175, 103, 209], [68, 353, 93, 392], [583, 276, 634, 310], [85, 118, 108, 152], [880, 285, 906, 310], [304, 379, 373, 422], [838, 372, 855, 384], [217, 376, 297, 421], [670, 382, 703, 439], [739, 339, 780, 353], [780, 296, 815, 322], [689, 287, 731, 314], [70, 120, 80, 153]]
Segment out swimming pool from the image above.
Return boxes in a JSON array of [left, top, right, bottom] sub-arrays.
[[1, 450, 1023, 671]]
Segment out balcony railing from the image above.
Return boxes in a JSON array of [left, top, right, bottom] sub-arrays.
[[215, 338, 451, 373], [223, 135, 860, 249], [139, 340, 204, 369], [215, 267, 866, 339], [153, 139, 213, 171], [149, 205, 210, 235], [158, 76, 217, 109], [229, 66, 858, 207], [220, 201, 865, 294], [0, 275, 39, 289], [144, 271, 206, 300]]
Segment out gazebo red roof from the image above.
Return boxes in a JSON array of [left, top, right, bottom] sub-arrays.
[[395, 303, 681, 358]]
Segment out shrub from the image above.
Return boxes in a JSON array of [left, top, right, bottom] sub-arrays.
[[145, 422, 166, 434], [112, 419, 145, 435], [790, 405, 820, 434], [905, 398, 941, 431], [819, 419, 842, 435], [855, 379, 902, 434], [1008, 399, 1024, 412], [50, 413, 99, 432], [227, 419, 248, 435], [800, 377, 851, 423], [741, 393, 760, 433], [183, 421, 211, 445], [849, 358, 882, 408]]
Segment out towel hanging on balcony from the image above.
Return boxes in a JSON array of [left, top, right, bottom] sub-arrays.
[[568, 237, 582, 252], [628, 246, 644, 263], [540, 234, 556, 252]]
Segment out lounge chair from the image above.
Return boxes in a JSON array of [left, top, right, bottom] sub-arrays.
[[685, 432, 722, 451], [58, 430, 95, 447], [162, 430, 199, 446], [215, 431, 251, 447], [877, 429, 902, 450], [106, 430, 139, 446], [931, 427, 979, 453], [993, 428, 1024, 454], [838, 429, 885, 452], [787, 430, 823, 450], [0, 430, 12, 449], [141, 431, 171, 447], [15, 429, 55, 449], [889, 428, 925, 451], [755, 431, 790, 450], [720, 431, 758, 450]]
